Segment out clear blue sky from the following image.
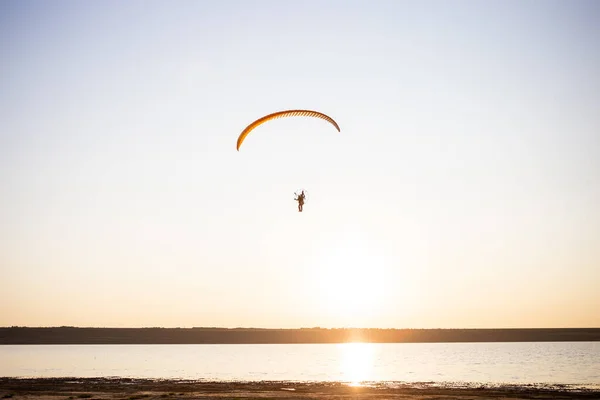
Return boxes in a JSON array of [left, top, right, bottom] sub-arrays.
[[1, 0, 599, 328]]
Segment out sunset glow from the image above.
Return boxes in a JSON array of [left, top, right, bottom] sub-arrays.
[[338, 342, 377, 386], [1, 0, 599, 329], [311, 230, 389, 324]]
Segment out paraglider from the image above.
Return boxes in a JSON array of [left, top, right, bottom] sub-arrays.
[[294, 189, 308, 212], [236, 109, 341, 151], [236, 109, 340, 212]]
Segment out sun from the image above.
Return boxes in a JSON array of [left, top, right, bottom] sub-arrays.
[[310, 229, 389, 325]]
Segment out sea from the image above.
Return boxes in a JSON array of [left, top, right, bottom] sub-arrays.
[[1, 342, 599, 389]]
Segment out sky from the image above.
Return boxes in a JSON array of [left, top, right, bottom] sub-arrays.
[[1, 0, 599, 329]]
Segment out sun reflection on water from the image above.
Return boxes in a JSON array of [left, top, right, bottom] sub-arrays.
[[338, 342, 377, 386]]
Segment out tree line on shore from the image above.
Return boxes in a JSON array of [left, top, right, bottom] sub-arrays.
[[1, 327, 599, 344]]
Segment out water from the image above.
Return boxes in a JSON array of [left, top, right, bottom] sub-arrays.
[[1, 342, 599, 388]]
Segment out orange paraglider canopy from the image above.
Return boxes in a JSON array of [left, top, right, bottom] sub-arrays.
[[236, 109, 341, 151]]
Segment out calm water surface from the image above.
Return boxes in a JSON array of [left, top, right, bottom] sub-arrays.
[[1, 342, 599, 388]]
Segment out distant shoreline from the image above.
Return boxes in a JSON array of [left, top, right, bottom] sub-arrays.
[[1, 327, 599, 344]]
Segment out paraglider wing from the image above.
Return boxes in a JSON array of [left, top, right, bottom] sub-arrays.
[[236, 109, 341, 151]]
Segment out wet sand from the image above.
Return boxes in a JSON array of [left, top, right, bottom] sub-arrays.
[[1, 378, 599, 400]]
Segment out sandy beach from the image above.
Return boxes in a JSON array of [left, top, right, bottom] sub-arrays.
[[1, 378, 599, 400]]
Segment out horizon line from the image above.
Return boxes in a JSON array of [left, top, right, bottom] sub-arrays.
[[3, 326, 599, 330]]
